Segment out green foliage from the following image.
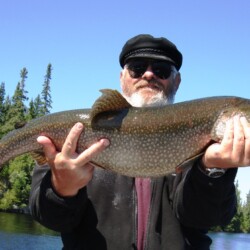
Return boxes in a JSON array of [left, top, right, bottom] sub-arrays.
[[0, 156, 34, 210], [241, 190, 250, 232], [223, 210, 244, 233], [3, 69, 29, 135], [0, 82, 6, 125], [28, 95, 44, 119], [41, 63, 53, 115], [210, 180, 250, 234], [0, 64, 53, 211], [1, 64, 250, 236]]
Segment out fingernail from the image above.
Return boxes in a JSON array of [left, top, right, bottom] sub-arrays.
[[234, 115, 240, 121], [226, 118, 233, 126], [240, 116, 246, 121], [37, 136, 42, 143], [76, 123, 83, 130], [101, 138, 110, 147]]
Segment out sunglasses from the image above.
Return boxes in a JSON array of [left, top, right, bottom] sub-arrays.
[[126, 60, 174, 79]]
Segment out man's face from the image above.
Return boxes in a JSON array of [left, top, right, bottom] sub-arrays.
[[120, 59, 181, 107]]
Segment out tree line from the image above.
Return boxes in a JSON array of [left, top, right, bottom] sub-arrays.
[[0, 64, 52, 210], [0, 66, 250, 233], [212, 181, 250, 233]]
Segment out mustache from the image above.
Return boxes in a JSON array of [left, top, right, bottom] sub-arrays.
[[136, 79, 164, 90]]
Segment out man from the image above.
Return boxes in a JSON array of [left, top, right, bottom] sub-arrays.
[[29, 34, 250, 249]]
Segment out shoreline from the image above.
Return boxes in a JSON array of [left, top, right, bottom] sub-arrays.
[[0, 206, 30, 215]]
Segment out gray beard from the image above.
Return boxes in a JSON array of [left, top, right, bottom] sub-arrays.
[[123, 91, 175, 108]]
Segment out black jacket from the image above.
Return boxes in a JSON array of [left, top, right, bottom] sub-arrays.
[[29, 160, 237, 250]]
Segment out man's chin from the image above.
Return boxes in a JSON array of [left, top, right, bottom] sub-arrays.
[[124, 91, 172, 108]]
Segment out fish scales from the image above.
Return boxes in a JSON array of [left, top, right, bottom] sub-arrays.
[[1, 89, 250, 177]]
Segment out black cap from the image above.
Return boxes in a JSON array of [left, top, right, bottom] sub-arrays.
[[119, 34, 182, 70]]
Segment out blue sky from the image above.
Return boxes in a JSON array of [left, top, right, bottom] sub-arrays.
[[1, 0, 250, 201]]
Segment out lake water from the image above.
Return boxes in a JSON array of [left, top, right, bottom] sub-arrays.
[[0, 212, 62, 249], [1, 212, 250, 249], [209, 232, 250, 249]]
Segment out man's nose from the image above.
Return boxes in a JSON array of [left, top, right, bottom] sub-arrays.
[[142, 65, 155, 79]]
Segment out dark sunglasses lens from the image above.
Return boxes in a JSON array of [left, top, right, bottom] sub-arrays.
[[127, 61, 148, 78], [127, 60, 173, 79], [152, 62, 172, 79]]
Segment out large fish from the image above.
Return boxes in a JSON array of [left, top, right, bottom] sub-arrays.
[[0, 89, 250, 177]]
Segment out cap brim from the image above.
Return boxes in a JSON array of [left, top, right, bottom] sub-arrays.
[[125, 53, 175, 65]]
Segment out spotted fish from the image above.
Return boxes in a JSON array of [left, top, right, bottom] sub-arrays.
[[0, 89, 250, 177]]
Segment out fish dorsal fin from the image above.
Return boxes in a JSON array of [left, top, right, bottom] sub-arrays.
[[90, 89, 131, 120]]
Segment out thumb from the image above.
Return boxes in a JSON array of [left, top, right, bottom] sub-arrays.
[[37, 136, 57, 161]]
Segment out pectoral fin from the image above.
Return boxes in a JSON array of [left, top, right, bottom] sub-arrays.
[[176, 152, 204, 173], [30, 151, 48, 166]]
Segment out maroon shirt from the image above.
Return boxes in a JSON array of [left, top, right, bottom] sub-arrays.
[[135, 178, 151, 250]]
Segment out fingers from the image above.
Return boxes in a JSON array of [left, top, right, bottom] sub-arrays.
[[36, 122, 110, 196], [220, 117, 234, 152], [203, 115, 250, 168], [225, 116, 250, 166], [241, 117, 250, 163], [76, 138, 110, 166], [232, 116, 245, 162], [37, 135, 57, 162], [37, 122, 110, 166], [62, 122, 84, 158], [61, 122, 110, 165], [220, 116, 244, 163]]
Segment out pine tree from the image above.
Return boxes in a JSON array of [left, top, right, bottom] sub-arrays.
[[41, 63, 52, 115], [223, 181, 244, 232], [34, 94, 44, 117], [0, 83, 7, 139], [28, 95, 44, 119], [242, 190, 250, 232], [19, 67, 29, 101], [0, 64, 54, 211], [28, 99, 36, 120], [3, 95, 11, 121], [1, 68, 29, 136], [0, 82, 6, 125]]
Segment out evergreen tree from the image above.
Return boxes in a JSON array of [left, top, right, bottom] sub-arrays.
[[242, 190, 250, 232], [28, 98, 36, 120], [11, 82, 26, 120], [0, 155, 34, 210], [0, 64, 52, 210], [41, 63, 52, 114], [4, 68, 29, 132], [3, 95, 11, 119], [34, 94, 45, 117], [0, 83, 7, 138], [0, 82, 6, 125], [223, 181, 244, 232], [19, 67, 29, 101], [28, 95, 44, 119], [0, 64, 53, 211]]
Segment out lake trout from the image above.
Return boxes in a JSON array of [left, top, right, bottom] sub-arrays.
[[0, 89, 250, 177]]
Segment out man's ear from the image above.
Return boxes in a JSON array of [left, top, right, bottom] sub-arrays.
[[174, 72, 181, 92]]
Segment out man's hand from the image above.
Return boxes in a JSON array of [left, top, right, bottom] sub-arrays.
[[37, 122, 110, 197], [202, 116, 250, 169]]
